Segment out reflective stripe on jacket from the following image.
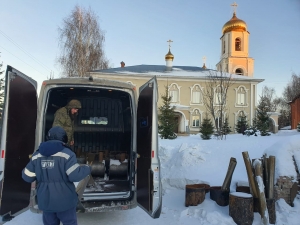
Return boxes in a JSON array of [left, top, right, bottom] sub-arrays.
[[22, 140, 91, 212]]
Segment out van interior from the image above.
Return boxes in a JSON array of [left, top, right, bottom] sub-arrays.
[[44, 86, 133, 201]]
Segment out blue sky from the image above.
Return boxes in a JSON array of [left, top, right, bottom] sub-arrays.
[[0, 0, 299, 96]]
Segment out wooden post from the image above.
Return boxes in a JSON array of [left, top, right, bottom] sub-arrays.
[[263, 154, 269, 198], [221, 157, 237, 191], [242, 151, 258, 198], [253, 159, 269, 225], [268, 156, 275, 199]]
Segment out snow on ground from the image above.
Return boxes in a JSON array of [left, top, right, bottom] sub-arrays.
[[3, 130, 300, 225]]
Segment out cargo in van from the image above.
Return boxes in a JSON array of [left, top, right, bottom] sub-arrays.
[[0, 66, 162, 221]]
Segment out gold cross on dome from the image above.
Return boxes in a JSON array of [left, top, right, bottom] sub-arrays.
[[202, 56, 206, 64], [231, 2, 238, 14], [167, 39, 173, 48]]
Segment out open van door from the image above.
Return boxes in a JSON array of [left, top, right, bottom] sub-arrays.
[[0, 66, 37, 220], [136, 77, 162, 218]]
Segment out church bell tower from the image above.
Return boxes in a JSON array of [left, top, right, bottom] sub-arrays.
[[216, 3, 254, 77]]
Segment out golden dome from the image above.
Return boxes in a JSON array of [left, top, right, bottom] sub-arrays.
[[165, 49, 174, 61], [222, 12, 247, 34]]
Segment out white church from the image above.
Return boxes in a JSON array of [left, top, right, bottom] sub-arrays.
[[91, 4, 280, 134]]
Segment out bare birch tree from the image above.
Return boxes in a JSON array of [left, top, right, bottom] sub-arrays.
[[277, 72, 300, 127], [260, 86, 280, 112], [282, 72, 300, 102], [58, 5, 109, 77], [202, 69, 234, 139]]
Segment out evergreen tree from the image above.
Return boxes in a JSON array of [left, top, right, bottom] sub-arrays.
[[244, 116, 258, 136], [256, 96, 271, 136], [252, 116, 258, 131], [297, 122, 300, 132], [222, 117, 232, 135], [199, 114, 214, 140], [235, 115, 248, 134], [158, 86, 177, 139]]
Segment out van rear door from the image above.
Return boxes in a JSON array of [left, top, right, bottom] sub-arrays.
[[136, 77, 162, 218], [0, 66, 37, 219]]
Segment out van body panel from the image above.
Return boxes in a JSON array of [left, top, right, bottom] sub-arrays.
[[136, 77, 162, 218], [0, 66, 37, 217], [0, 67, 161, 219]]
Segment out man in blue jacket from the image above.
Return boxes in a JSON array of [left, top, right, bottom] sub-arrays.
[[22, 126, 91, 225]]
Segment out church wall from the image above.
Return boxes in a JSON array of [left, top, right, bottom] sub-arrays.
[[92, 73, 258, 134]]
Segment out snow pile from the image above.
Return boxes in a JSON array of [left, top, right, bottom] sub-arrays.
[[4, 130, 300, 225], [160, 141, 210, 191], [264, 134, 300, 180]]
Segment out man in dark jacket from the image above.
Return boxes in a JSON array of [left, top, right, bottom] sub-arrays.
[[22, 126, 91, 225], [52, 99, 81, 146]]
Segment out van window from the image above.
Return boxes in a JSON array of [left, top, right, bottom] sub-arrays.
[[81, 117, 108, 125]]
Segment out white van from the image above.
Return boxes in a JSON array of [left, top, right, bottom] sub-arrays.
[[0, 66, 162, 221]]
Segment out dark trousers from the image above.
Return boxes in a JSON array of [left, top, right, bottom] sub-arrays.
[[42, 207, 77, 225]]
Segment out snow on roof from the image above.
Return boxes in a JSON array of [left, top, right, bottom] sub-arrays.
[[92, 65, 264, 82]]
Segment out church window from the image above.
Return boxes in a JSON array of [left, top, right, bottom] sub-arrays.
[[223, 41, 226, 54], [215, 110, 225, 129], [191, 85, 202, 104], [235, 38, 241, 51], [235, 68, 243, 75], [169, 84, 179, 103], [237, 111, 246, 121], [192, 109, 201, 127], [215, 86, 225, 105], [235, 86, 248, 107]]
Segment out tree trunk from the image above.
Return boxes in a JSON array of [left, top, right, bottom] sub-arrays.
[[229, 192, 254, 225], [242, 152, 258, 198]]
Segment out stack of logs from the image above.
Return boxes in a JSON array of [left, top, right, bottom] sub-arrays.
[[241, 151, 276, 225]]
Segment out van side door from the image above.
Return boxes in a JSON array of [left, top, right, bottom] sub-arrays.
[[136, 77, 162, 218], [0, 66, 37, 219]]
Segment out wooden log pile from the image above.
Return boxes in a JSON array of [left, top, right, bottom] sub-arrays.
[[242, 151, 276, 225]]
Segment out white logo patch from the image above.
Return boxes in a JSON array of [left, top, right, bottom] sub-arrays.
[[41, 160, 55, 169]]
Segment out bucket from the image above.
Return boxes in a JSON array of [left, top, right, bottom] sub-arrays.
[[210, 186, 229, 206], [185, 184, 206, 207], [198, 183, 210, 193]]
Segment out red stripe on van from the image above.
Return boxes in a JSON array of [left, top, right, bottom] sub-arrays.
[[152, 150, 154, 158], [1, 150, 4, 158]]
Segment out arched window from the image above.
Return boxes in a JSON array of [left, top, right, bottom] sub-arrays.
[[223, 41, 226, 54], [192, 109, 201, 127], [215, 86, 225, 105], [238, 110, 245, 119], [215, 110, 225, 129], [235, 86, 248, 107], [235, 68, 243, 75], [169, 84, 179, 103], [235, 38, 241, 51], [237, 87, 246, 105], [191, 85, 202, 104]]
